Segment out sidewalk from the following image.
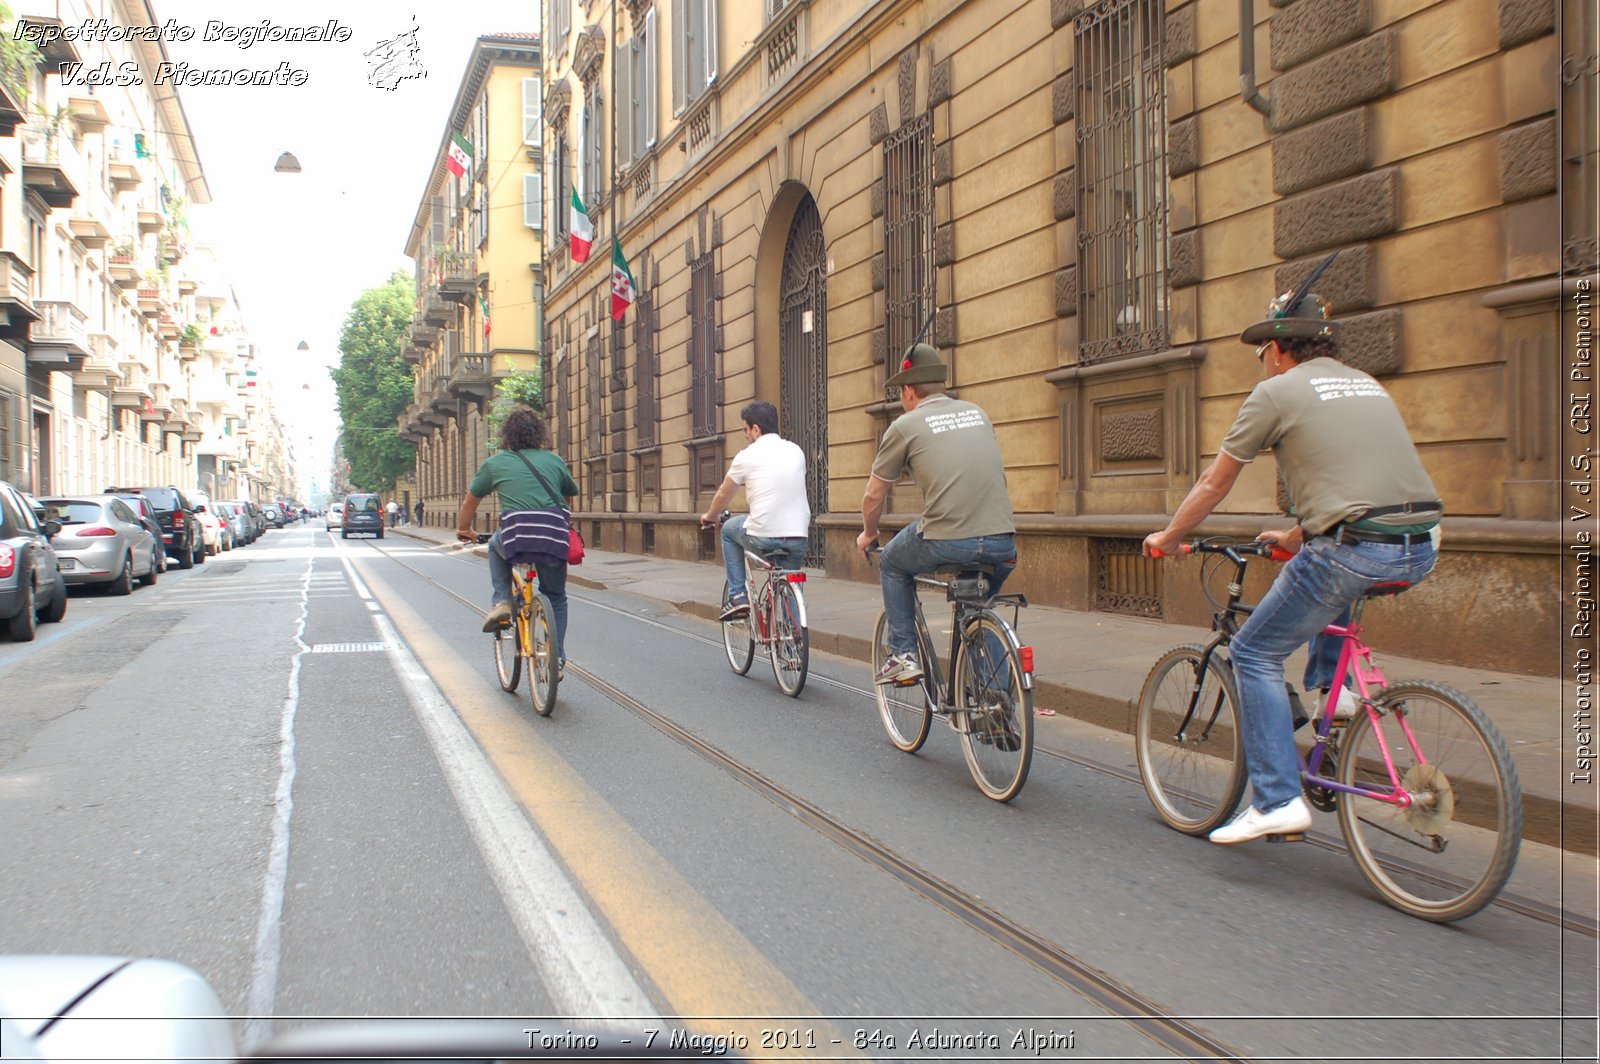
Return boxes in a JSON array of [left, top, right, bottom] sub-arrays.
[[396, 523, 1591, 852]]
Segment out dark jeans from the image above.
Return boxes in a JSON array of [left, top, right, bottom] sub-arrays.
[[489, 530, 569, 665]]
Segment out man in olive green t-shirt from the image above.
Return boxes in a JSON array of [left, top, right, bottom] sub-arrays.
[[1144, 270, 1441, 846], [857, 343, 1016, 686]]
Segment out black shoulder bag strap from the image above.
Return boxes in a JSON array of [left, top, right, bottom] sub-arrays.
[[508, 449, 566, 512]]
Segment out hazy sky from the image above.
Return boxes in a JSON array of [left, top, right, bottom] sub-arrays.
[[148, 0, 538, 480]]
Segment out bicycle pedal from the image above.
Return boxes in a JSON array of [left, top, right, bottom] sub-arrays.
[[1265, 832, 1306, 844]]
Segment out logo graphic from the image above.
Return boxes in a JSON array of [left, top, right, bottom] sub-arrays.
[[366, 17, 426, 91]]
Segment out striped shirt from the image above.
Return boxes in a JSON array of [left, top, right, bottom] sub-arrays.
[[499, 508, 569, 567]]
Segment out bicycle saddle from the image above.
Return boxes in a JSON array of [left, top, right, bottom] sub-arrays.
[[1362, 581, 1411, 598]]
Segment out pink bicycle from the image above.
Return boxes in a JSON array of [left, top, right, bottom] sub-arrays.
[[1135, 538, 1522, 922]]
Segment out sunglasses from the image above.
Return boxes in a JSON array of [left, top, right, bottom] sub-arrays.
[[1255, 342, 1272, 362]]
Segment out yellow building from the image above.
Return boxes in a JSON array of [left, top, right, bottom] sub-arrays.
[[541, 0, 1593, 675], [401, 32, 544, 529]]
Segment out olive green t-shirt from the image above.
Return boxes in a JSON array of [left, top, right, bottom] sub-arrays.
[[468, 448, 580, 512], [871, 395, 1015, 540], [1218, 357, 1441, 535]]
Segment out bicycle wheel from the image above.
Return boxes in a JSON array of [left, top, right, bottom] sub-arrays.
[[954, 615, 1034, 802], [527, 594, 560, 717], [720, 581, 754, 675], [1336, 680, 1521, 922], [768, 580, 809, 697], [871, 610, 934, 752], [492, 622, 521, 692], [1134, 642, 1248, 834]]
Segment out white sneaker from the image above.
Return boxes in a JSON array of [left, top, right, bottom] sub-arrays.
[[1209, 796, 1313, 845], [1325, 686, 1360, 719]]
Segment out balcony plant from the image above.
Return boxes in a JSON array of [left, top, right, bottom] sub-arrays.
[[0, 3, 40, 108], [180, 323, 203, 349], [485, 367, 543, 439], [109, 236, 136, 262]]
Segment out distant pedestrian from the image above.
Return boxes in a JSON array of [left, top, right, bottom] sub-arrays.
[[415, 500, 425, 525], [386, 500, 400, 528]]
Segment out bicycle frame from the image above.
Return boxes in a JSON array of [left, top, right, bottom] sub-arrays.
[[1172, 542, 1420, 811], [741, 546, 807, 645], [909, 573, 1033, 711]]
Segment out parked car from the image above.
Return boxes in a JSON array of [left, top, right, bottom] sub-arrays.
[[115, 494, 168, 573], [229, 500, 266, 539], [38, 496, 160, 593], [341, 493, 384, 539], [263, 505, 285, 528], [218, 502, 252, 546], [325, 499, 345, 531], [0, 481, 68, 641], [191, 498, 229, 554], [106, 486, 202, 568]]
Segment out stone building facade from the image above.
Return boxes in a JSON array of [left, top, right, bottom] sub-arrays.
[[539, 0, 1593, 675]]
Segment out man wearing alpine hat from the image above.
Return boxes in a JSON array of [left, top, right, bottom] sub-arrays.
[[1143, 253, 1442, 844], [858, 343, 1017, 686]]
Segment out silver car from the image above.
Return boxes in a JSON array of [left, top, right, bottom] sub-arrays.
[[217, 501, 252, 546], [39, 496, 160, 593]]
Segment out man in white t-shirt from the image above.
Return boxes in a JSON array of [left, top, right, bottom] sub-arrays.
[[698, 401, 811, 621]]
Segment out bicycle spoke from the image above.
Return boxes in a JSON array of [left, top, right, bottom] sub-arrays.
[[1135, 643, 1246, 834], [1336, 681, 1521, 922], [956, 615, 1033, 802]]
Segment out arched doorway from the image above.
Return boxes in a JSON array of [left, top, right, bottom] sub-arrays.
[[778, 193, 828, 569]]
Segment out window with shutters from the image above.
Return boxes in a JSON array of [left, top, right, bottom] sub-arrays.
[[524, 174, 542, 229], [634, 287, 656, 447], [671, 0, 717, 115], [523, 77, 542, 147], [550, 0, 570, 46], [617, 9, 657, 167], [552, 133, 570, 238], [688, 251, 717, 437], [579, 81, 603, 205]]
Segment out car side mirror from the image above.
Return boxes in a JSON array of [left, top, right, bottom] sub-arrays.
[[194, 504, 206, 513], [43, 519, 62, 538]]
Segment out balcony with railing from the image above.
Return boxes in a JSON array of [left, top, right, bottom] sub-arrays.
[[435, 248, 478, 304], [111, 362, 153, 409], [107, 148, 142, 192], [22, 128, 81, 209], [448, 352, 493, 401], [73, 332, 123, 392], [0, 253, 38, 336], [146, 379, 173, 420], [136, 285, 167, 317], [69, 183, 116, 249], [26, 300, 90, 366]]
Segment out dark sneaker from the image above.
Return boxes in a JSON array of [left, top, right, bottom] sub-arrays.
[[719, 598, 750, 622], [482, 601, 512, 632], [970, 698, 1021, 751], [875, 653, 924, 686]]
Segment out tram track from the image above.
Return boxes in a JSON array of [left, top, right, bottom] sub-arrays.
[[364, 537, 1598, 949]]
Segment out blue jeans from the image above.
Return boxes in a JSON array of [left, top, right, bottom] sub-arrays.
[[1229, 535, 1436, 812], [879, 521, 1017, 655], [721, 515, 807, 598], [489, 530, 569, 665]]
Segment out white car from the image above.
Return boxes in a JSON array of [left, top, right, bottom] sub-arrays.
[[326, 503, 344, 531], [190, 496, 230, 554], [0, 955, 235, 1061]]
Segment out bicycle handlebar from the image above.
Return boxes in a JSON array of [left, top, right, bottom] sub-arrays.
[[1151, 538, 1293, 563]]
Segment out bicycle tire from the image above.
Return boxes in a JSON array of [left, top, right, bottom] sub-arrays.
[[1336, 680, 1522, 922], [1134, 642, 1248, 834], [769, 580, 809, 697], [529, 594, 560, 717], [954, 614, 1034, 802], [493, 619, 521, 692], [720, 581, 755, 675], [871, 610, 934, 753]]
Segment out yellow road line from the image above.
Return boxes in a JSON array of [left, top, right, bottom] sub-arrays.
[[365, 566, 858, 1056]]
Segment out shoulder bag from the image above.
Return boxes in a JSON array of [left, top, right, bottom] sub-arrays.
[[509, 449, 585, 565]]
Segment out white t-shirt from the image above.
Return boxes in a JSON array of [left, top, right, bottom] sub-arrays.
[[728, 432, 811, 538]]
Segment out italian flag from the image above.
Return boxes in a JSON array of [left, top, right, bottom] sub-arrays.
[[479, 290, 491, 338], [569, 188, 594, 263], [611, 238, 636, 321], [445, 133, 473, 179]]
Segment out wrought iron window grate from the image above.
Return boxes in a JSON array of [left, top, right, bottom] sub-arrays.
[[634, 289, 657, 447], [586, 332, 603, 454], [884, 112, 935, 395], [689, 253, 718, 438], [1074, 0, 1170, 364], [1090, 536, 1163, 618]]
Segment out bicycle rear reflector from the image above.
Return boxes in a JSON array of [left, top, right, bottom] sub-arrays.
[[1019, 646, 1034, 674], [785, 572, 807, 583]]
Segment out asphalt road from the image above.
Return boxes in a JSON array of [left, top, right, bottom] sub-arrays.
[[0, 524, 1593, 1062]]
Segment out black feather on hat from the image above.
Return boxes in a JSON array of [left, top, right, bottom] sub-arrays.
[[885, 343, 949, 387], [1240, 251, 1342, 345]]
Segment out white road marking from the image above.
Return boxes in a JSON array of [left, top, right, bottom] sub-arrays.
[[370, 610, 656, 1019], [242, 553, 315, 1048]]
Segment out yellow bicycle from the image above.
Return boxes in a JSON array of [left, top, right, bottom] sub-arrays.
[[483, 535, 560, 717]]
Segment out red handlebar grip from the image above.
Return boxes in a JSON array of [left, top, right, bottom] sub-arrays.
[[1268, 545, 1294, 562]]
